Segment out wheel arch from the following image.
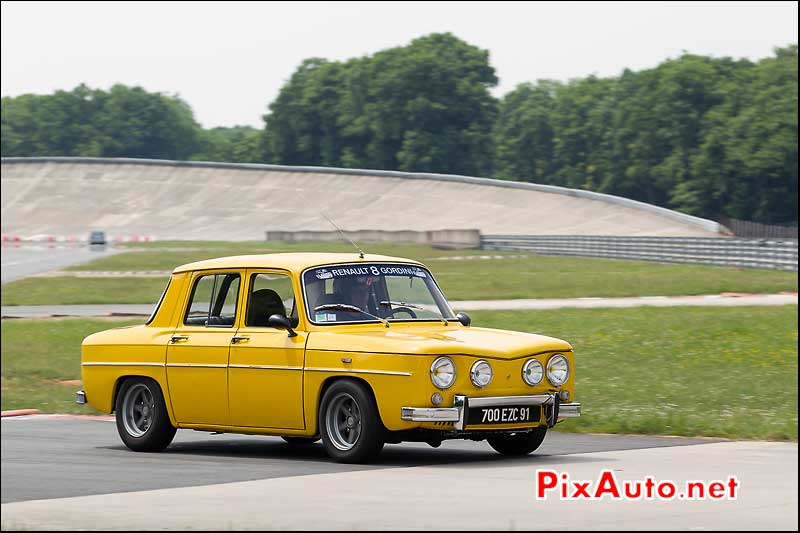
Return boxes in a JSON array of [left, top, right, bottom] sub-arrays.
[[111, 374, 177, 426], [314, 376, 384, 434]]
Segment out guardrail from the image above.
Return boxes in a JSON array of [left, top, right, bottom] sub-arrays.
[[481, 235, 799, 271]]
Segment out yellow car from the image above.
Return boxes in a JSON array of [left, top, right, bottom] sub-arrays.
[[78, 253, 580, 463]]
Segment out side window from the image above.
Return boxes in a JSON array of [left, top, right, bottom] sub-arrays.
[[184, 273, 241, 327], [246, 273, 296, 327]]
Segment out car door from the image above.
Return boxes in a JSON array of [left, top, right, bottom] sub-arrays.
[[166, 270, 242, 426], [227, 269, 306, 429]]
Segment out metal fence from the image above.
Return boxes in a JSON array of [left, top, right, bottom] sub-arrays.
[[482, 235, 799, 271], [719, 217, 798, 239]]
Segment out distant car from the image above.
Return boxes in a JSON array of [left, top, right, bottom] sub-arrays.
[[77, 253, 581, 463], [88, 231, 107, 245]]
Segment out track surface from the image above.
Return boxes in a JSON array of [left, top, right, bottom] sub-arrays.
[[2, 417, 796, 530], [0, 416, 716, 504], [0, 244, 121, 283]]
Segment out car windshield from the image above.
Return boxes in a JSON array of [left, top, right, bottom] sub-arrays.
[[302, 263, 455, 324]]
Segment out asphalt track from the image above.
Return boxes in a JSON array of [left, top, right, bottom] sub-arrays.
[[1, 416, 796, 530], [0, 244, 121, 283]]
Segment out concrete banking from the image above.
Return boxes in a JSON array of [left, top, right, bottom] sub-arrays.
[[1, 158, 725, 241]]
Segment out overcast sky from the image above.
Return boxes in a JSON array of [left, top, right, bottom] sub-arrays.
[[2, 1, 797, 129]]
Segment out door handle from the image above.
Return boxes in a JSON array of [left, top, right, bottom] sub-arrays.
[[231, 335, 250, 344], [170, 335, 189, 343]]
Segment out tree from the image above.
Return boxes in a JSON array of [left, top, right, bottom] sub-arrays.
[[262, 33, 498, 175], [493, 45, 798, 223], [1, 84, 202, 160]]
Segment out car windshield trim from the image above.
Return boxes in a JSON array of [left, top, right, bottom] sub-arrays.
[[301, 262, 455, 326]]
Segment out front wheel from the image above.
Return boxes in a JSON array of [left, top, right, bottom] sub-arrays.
[[115, 377, 176, 452], [487, 426, 547, 456], [319, 380, 384, 463]]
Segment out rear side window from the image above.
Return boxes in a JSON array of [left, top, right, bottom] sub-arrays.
[[184, 273, 240, 327]]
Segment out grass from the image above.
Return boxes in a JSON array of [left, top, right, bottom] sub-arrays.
[[1, 318, 140, 414], [471, 305, 798, 441], [1, 306, 796, 440], [1, 241, 796, 305], [1, 277, 169, 306], [72, 241, 510, 270]]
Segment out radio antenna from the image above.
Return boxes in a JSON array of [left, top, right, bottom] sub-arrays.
[[322, 214, 365, 259]]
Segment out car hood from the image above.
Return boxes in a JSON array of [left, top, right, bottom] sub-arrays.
[[306, 325, 571, 360]]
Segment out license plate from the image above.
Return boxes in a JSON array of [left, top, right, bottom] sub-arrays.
[[467, 405, 540, 426]]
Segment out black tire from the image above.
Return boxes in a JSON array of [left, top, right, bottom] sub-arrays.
[[487, 426, 547, 456], [319, 380, 384, 463], [115, 377, 176, 452], [282, 436, 320, 445]]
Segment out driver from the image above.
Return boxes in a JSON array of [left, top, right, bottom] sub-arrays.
[[333, 275, 377, 312]]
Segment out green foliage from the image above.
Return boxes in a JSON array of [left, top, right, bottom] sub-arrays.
[[2, 84, 201, 159], [1, 38, 796, 223], [263, 33, 498, 175], [192, 125, 263, 163], [495, 46, 798, 223]]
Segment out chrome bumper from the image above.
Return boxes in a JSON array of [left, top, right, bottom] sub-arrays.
[[75, 390, 86, 404], [401, 394, 581, 430], [559, 402, 581, 417]]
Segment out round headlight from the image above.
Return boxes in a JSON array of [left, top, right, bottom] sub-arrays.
[[546, 354, 569, 386], [522, 359, 544, 386], [430, 356, 456, 389], [469, 360, 493, 388]]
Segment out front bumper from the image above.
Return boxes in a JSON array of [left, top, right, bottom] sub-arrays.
[[401, 394, 581, 430]]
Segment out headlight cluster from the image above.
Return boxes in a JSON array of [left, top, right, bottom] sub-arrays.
[[469, 360, 493, 388], [546, 354, 569, 386], [523, 354, 569, 387], [430, 354, 569, 389], [430, 356, 456, 389], [522, 359, 544, 386]]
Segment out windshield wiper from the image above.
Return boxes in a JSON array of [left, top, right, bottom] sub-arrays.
[[379, 300, 424, 310], [379, 301, 449, 326], [314, 304, 390, 328]]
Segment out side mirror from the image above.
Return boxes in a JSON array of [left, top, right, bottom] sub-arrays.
[[269, 314, 298, 337], [456, 312, 471, 327]]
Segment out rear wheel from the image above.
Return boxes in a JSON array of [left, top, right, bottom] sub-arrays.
[[319, 380, 384, 463], [487, 426, 547, 456], [115, 377, 176, 452]]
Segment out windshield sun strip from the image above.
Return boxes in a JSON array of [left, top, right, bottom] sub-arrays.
[[300, 262, 454, 326]]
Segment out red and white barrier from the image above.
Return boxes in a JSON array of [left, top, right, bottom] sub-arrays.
[[1, 234, 158, 244]]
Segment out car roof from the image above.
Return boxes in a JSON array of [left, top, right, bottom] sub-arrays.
[[172, 252, 424, 275]]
